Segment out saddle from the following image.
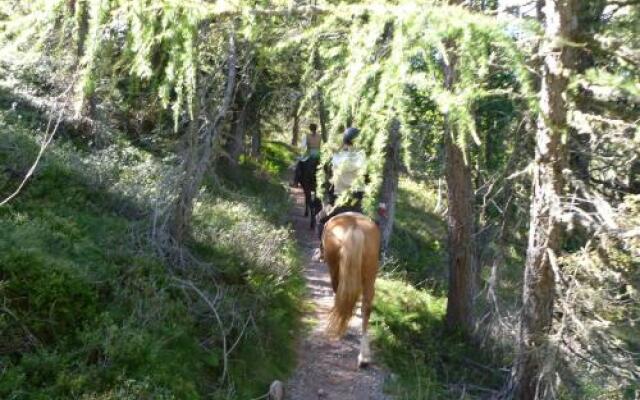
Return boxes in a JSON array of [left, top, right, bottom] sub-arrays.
[[316, 199, 363, 234]]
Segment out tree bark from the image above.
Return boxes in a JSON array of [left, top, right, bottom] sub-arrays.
[[74, 0, 89, 60], [442, 41, 477, 334], [313, 47, 328, 142], [316, 88, 328, 143], [228, 91, 249, 164], [536, 0, 545, 21], [227, 53, 255, 165], [506, 1, 574, 398], [251, 108, 261, 157], [291, 96, 301, 146], [567, 1, 606, 186], [629, 159, 640, 194], [232, 109, 247, 163], [169, 35, 237, 244], [378, 117, 402, 253]]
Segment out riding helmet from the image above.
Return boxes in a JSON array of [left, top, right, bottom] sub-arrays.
[[343, 127, 359, 145]]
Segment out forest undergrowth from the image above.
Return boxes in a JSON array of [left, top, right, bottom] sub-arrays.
[[372, 178, 507, 399], [1, 1, 638, 398], [0, 82, 505, 399], [0, 87, 304, 399]]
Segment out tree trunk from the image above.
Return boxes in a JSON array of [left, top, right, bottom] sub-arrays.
[[74, 0, 89, 60], [73, 0, 94, 119], [313, 47, 328, 142], [251, 109, 261, 157], [442, 41, 477, 334], [506, 1, 573, 398], [567, 1, 605, 186], [536, 0, 545, 21], [168, 35, 237, 244], [228, 95, 248, 164], [291, 97, 301, 146], [444, 131, 477, 333], [630, 159, 640, 194], [378, 117, 402, 253], [228, 57, 255, 165], [317, 90, 328, 143]]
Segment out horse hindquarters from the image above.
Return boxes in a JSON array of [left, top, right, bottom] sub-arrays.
[[327, 225, 364, 337]]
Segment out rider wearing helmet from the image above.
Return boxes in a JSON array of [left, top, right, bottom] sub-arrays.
[[315, 127, 367, 259]]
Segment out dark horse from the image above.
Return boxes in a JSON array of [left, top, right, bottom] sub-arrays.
[[293, 157, 322, 229]]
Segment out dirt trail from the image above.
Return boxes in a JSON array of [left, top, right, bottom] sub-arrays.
[[285, 187, 390, 400]]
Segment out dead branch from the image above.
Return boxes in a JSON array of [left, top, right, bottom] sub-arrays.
[[173, 278, 229, 383], [0, 82, 74, 206]]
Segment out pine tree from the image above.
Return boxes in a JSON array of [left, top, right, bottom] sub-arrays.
[[505, 1, 575, 397]]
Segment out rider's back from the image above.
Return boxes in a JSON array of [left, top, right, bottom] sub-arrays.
[[331, 149, 365, 197]]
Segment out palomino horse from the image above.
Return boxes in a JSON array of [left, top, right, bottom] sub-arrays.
[[322, 212, 380, 367], [293, 157, 320, 228]]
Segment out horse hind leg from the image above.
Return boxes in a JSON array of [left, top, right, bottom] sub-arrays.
[[358, 281, 375, 368], [303, 189, 311, 217], [310, 194, 317, 229]]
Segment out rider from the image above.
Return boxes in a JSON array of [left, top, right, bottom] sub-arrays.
[[292, 123, 322, 186], [315, 127, 366, 259], [302, 123, 322, 159]]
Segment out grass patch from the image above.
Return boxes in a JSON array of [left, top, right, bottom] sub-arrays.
[[372, 278, 504, 399], [194, 155, 304, 398], [388, 178, 447, 293], [0, 96, 303, 399], [371, 279, 447, 398], [376, 177, 503, 398]]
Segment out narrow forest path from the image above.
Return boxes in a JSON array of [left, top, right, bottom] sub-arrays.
[[285, 187, 390, 400]]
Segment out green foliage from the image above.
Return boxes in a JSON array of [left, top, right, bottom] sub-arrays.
[[3, 0, 204, 127], [302, 3, 536, 217], [3, 1, 639, 398], [0, 112, 205, 397], [372, 278, 447, 399], [254, 141, 298, 179], [386, 178, 447, 292], [0, 97, 303, 399], [372, 278, 502, 399]]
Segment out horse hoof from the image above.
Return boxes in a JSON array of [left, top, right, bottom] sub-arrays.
[[269, 380, 285, 400], [357, 355, 370, 369]]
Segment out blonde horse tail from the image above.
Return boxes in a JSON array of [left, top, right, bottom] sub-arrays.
[[328, 224, 364, 337]]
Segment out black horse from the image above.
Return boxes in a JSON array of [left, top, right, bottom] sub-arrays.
[[293, 157, 322, 229]]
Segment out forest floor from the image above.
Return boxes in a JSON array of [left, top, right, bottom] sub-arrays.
[[285, 187, 390, 400]]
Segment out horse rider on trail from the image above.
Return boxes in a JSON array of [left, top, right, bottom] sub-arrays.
[[302, 123, 322, 160], [315, 126, 367, 260], [291, 123, 322, 187]]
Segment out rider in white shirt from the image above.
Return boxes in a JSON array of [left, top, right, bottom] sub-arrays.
[[316, 127, 367, 259]]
